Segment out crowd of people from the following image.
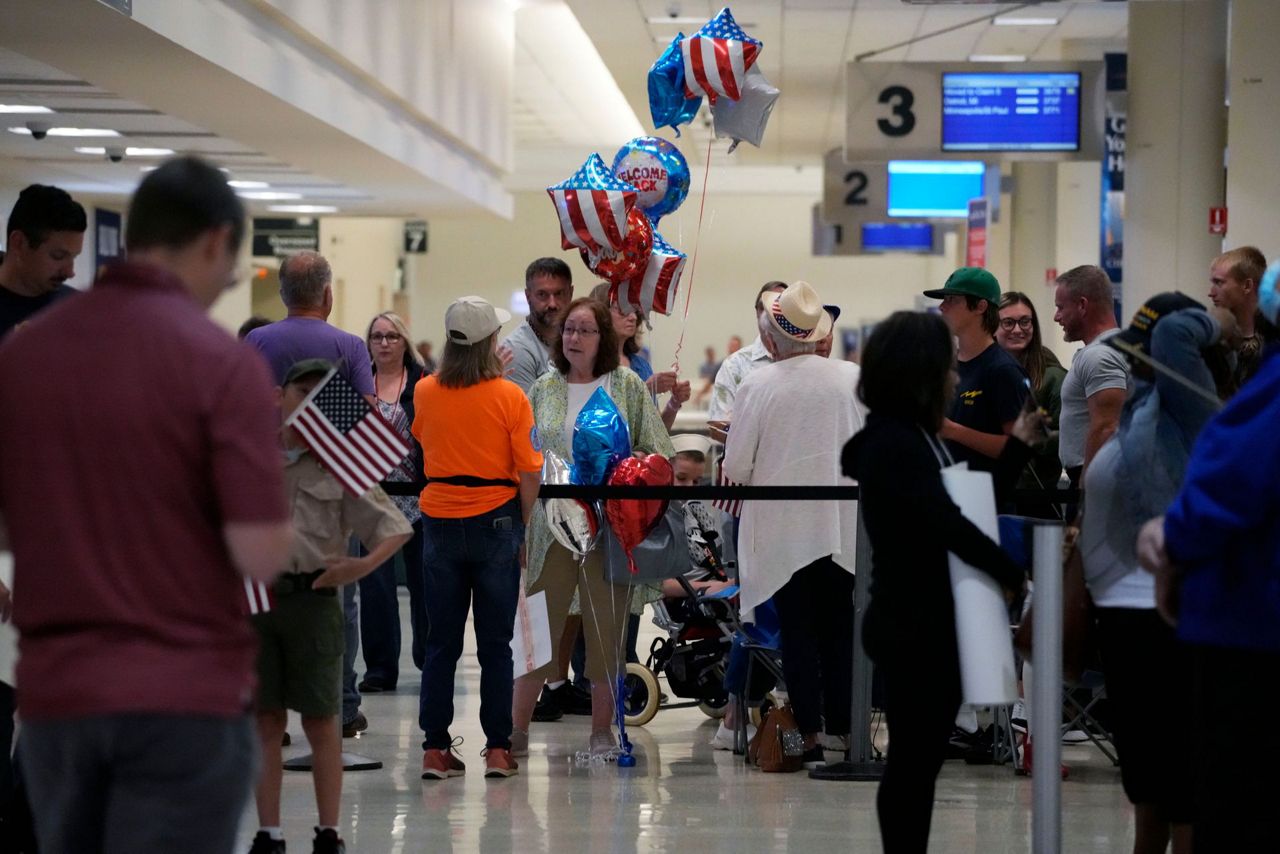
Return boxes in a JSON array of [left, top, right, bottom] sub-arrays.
[[0, 155, 1276, 854]]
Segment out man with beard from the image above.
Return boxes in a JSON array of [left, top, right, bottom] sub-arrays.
[[0, 184, 87, 339], [501, 258, 573, 392]]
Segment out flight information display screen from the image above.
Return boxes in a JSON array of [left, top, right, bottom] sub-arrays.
[[887, 160, 985, 218], [942, 72, 1081, 152], [861, 222, 936, 253]]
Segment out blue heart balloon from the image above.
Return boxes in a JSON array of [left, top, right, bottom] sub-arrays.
[[611, 137, 691, 225], [571, 386, 632, 486], [648, 34, 702, 135]]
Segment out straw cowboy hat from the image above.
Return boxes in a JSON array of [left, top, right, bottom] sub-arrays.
[[760, 281, 836, 342]]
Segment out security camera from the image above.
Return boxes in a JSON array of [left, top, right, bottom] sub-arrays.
[[104, 146, 125, 163], [25, 121, 50, 140], [666, 2, 680, 18]]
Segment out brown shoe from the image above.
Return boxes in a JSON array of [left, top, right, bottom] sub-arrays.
[[482, 747, 519, 778], [422, 738, 466, 780]]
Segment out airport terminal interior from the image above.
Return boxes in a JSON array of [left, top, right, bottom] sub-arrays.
[[2, 1, 1278, 852]]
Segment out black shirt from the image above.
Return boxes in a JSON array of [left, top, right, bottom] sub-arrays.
[[0, 283, 77, 340], [947, 341, 1027, 472]]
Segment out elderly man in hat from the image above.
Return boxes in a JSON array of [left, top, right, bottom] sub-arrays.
[[722, 281, 866, 770]]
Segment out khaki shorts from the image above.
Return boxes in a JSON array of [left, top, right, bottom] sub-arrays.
[[529, 542, 632, 684], [252, 589, 344, 717]]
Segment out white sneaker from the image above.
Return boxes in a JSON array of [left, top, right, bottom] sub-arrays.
[[710, 722, 756, 751], [1010, 701, 1028, 734], [1061, 728, 1089, 744], [818, 733, 849, 753], [510, 730, 529, 757]]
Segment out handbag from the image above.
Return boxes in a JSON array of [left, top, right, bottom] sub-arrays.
[[1013, 511, 1096, 683], [602, 501, 691, 584], [747, 703, 805, 773]]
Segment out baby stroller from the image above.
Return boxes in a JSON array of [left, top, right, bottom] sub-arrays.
[[619, 503, 784, 727]]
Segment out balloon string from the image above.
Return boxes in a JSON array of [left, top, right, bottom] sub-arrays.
[[669, 136, 714, 375]]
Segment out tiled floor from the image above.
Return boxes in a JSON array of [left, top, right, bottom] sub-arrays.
[[237, 598, 1136, 853]]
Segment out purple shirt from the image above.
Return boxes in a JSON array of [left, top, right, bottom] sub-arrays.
[[245, 316, 374, 397]]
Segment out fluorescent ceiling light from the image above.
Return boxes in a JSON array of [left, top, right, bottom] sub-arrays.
[[268, 204, 337, 214], [74, 146, 174, 156], [968, 54, 1028, 63], [8, 126, 120, 137], [647, 16, 755, 26], [993, 17, 1059, 27], [227, 179, 269, 189], [237, 190, 302, 200], [0, 104, 52, 114]]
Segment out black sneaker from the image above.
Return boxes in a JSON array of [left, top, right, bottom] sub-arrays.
[[249, 831, 286, 854], [341, 712, 368, 739], [946, 726, 979, 759], [801, 745, 826, 770], [312, 827, 345, 854], [542, 682, 592, 716], [531, 691, 564, 721]]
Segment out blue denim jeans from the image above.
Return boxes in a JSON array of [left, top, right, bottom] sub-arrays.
[[358, 518, 426, 684], [419, 500, 523, 750]]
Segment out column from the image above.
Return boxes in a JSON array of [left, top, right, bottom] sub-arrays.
[[1124, 0, 1228, 314]]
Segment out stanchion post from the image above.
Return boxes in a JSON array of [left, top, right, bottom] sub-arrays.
[[1031, 522, 1064, 854]]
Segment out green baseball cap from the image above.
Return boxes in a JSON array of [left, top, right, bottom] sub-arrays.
[[923, 267, 1001, 304], [282, 358, 333, 387]]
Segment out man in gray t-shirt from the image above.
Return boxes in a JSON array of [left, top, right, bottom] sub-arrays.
[[501, 257, 573, 393], [1053, 265, 1129, 483]]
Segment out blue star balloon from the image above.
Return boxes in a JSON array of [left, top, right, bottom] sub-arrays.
[[571, 386, 632, 486], [648, 34, 702, 135], [611, 136, 690, 225]]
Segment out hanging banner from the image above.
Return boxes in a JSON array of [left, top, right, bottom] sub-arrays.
[[965, 198, 988, 268], [1100, 53, 1126, 319]]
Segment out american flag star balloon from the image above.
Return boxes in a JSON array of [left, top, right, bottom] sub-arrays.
[[680, 7, 762, 106], [613, 230, 686, 317], [547, 153, 638, 257]]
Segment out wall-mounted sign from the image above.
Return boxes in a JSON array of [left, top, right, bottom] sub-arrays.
[[965, 198, 988, 268], [845, 60, 1104, 163], [251, 218, 319, 258], [94, 208, 122, 272], [404, 220, 428, 254]]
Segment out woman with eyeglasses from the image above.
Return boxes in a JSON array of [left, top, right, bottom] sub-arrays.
[[510, 297, 673, 759], [355, 312, 430, 692], [996, 292, 1067, 497]]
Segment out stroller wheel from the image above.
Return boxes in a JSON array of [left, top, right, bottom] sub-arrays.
[[622, 663, 661, 727], [697, 695, 729, 719]]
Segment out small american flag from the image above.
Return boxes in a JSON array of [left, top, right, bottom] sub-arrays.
[[681, 8, 762, 106], [284, 369, 410, 497], [712, 470, 745, 518], [615, 230, 686, 317], [547, 153, 638, 258]]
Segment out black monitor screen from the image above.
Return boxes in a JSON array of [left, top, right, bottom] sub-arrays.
[[861, 222, 935, 253]]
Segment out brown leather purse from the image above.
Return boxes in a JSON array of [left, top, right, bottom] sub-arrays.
[[747, 704, 805, 773], [1013, 520, 1096, 683]]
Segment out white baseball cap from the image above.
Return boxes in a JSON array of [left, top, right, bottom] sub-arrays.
[[445, 295, 512, 345]]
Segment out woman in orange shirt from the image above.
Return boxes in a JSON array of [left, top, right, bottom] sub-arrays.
[[410, 297, 543, 781]]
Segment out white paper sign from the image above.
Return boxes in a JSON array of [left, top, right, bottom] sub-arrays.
[[510, 589, 551, 677], [941, 465, 1017, 706]]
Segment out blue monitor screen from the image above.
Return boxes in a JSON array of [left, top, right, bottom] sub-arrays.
[[861, 222, 935, 253], [886, 161, 985, 218], [942, 72, 1081, 152]]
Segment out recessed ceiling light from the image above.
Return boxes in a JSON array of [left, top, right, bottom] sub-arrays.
[[227, 180, 269, 189], [268, 204, 338, 214], [237, 191, 303, 200], [646, 16, 755, 26], [8, 126, 120, 137], [74, 146, 173, 157], [993, 17, 1059, 27], [968, 54, 1028, 63], [0, 104, 53, 114]]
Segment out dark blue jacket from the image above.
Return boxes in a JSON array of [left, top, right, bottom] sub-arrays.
[[1165, 346, 1280, 653]]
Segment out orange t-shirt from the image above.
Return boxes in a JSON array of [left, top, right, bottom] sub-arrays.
[[411, 376, 543, 518]]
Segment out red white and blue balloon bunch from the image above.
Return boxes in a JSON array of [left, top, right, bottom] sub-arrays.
[[546, 7, 775, 317]]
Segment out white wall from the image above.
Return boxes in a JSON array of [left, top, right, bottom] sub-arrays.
[[319, 217, 404, 335], [1224, 0, 1280, 261]]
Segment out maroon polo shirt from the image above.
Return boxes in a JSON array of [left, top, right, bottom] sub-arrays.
[[0, 260, 287, 721]]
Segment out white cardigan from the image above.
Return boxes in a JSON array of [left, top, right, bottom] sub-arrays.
[[722, 355, 866, 613]]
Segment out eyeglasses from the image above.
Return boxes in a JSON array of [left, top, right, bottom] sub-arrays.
[[562, 326, 600, 338], [370, 332, 403, 343], [999, 317, 1035, 331]]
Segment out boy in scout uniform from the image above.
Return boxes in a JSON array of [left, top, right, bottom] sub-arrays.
[[249, 359, 412, 854]]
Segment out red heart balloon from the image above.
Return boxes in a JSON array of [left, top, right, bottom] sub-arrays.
[[581, 208, 654, 285], [605, 453, 673, 573]]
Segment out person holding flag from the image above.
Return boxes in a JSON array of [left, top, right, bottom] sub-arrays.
[[248, 359, 412, 854]]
